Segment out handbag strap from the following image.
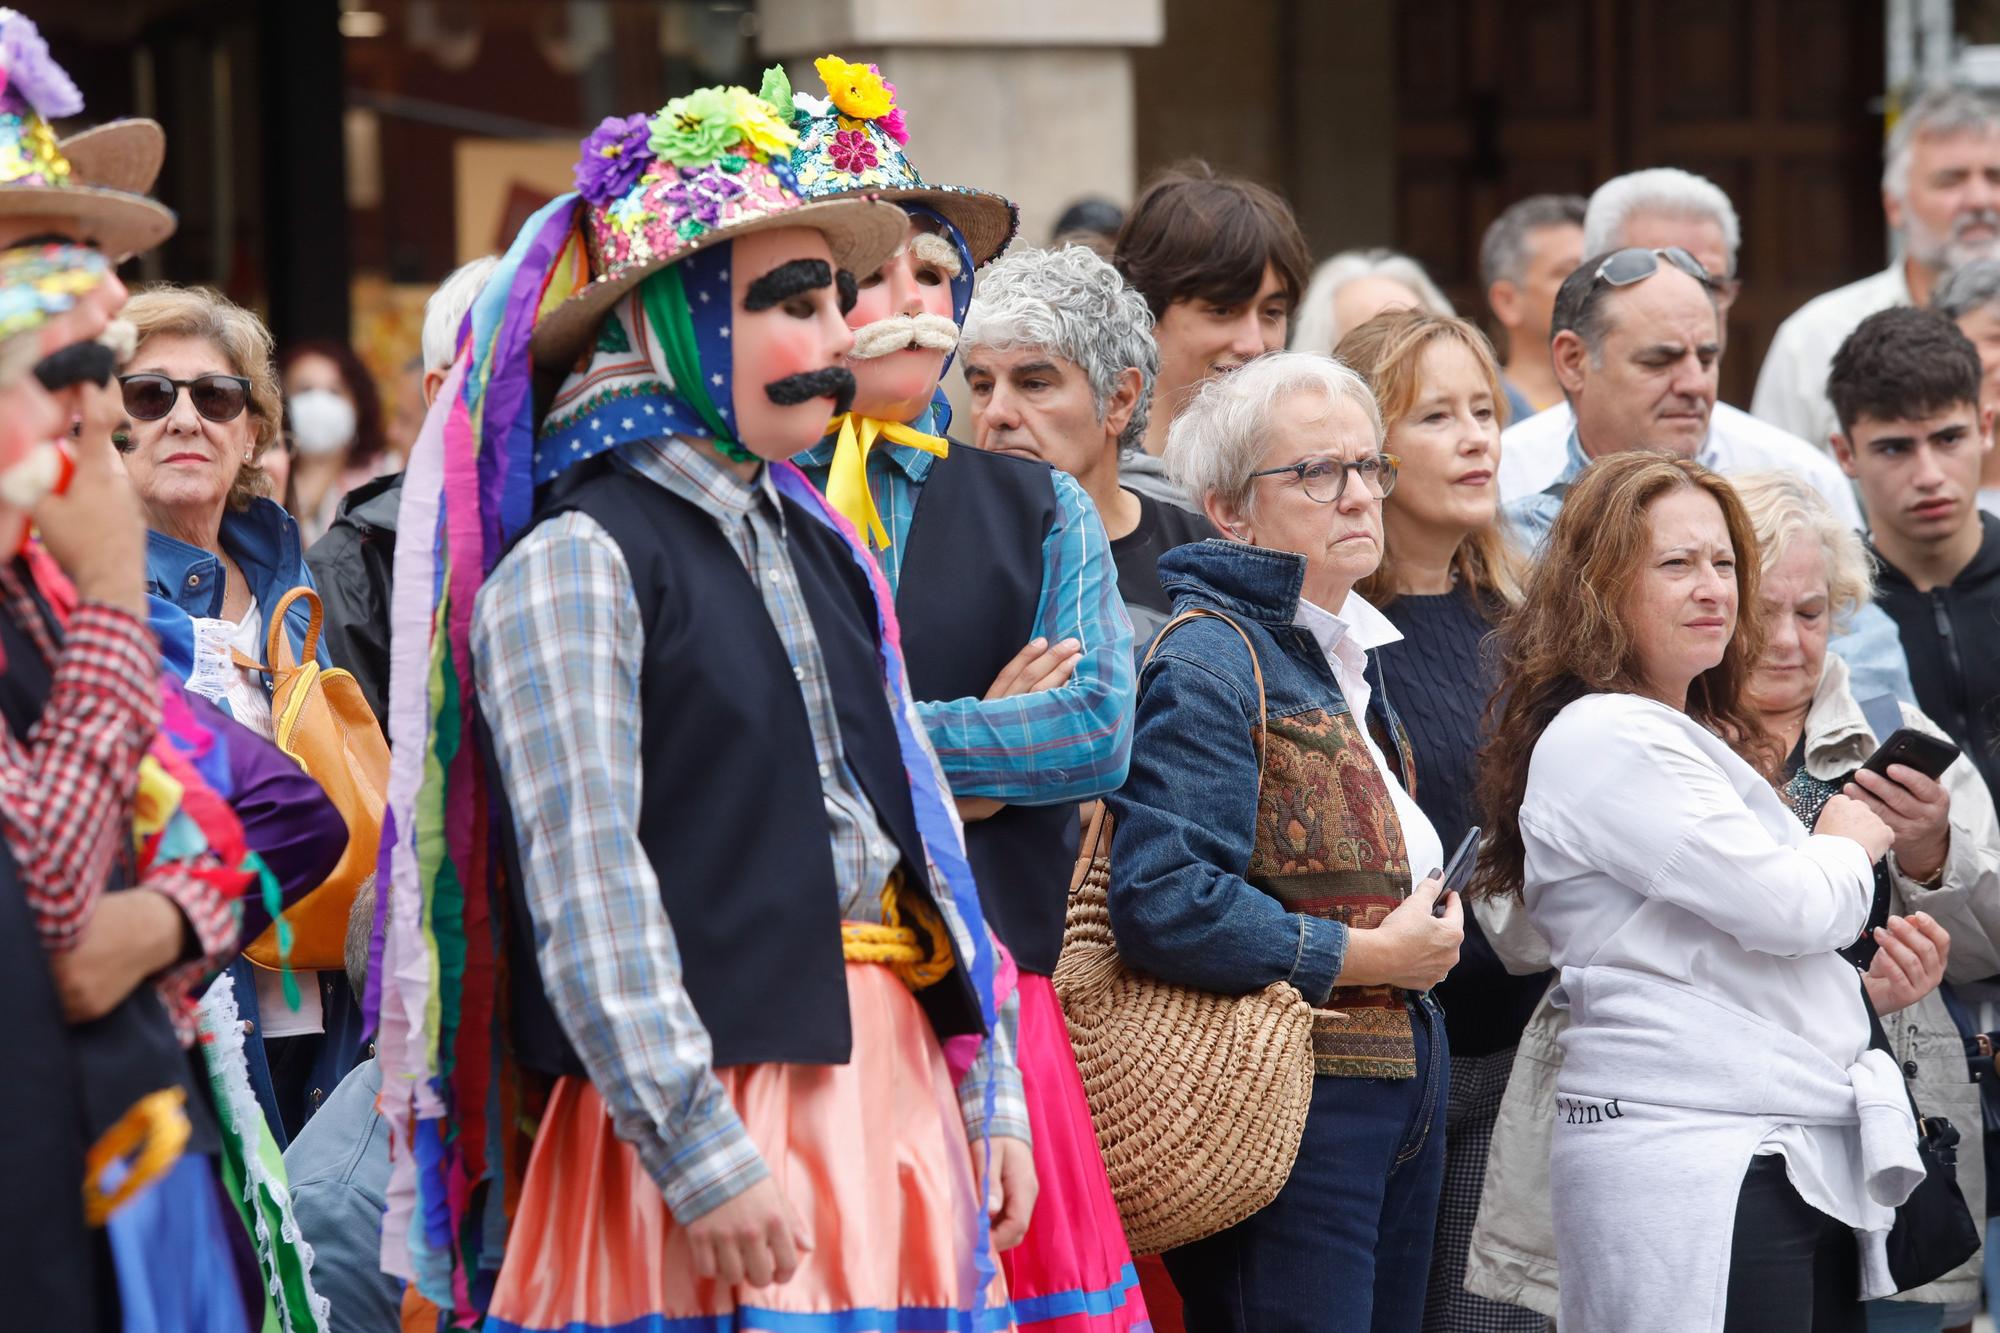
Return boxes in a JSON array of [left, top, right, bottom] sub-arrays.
[[1856, 969, 1930, 1129], [1145, 607, 1268, 780]]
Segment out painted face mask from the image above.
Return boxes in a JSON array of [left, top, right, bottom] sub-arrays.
[[537, 228, 857, 475]]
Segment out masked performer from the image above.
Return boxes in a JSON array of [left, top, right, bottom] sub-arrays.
[[790, 55, 1147, 1331], [371, 70, 1033, 1332]]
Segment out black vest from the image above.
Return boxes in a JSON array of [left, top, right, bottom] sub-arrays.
[[495, 458, 984, 1078], [896, 446, 1077, 975]]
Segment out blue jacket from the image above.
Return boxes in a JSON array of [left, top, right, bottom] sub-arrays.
[[145, 497, 326, 697], [146, 496, 356, 1143], [1106, 538, 1414, 1005]]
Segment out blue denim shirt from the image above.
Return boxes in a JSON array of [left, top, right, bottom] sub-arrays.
[[1106, 538, 1412, 1006], [144, 496, 326, 695]]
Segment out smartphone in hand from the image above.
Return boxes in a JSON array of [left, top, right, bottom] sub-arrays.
[[1856, 692, 1960, 783], [1431, 825, 1481, 918]]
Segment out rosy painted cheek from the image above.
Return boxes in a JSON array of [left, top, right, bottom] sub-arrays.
[[846, 282, 896, 332], [731, 311, 831, 391]]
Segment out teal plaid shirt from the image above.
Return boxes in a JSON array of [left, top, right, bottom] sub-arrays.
[[794, 420, 1135, 805]]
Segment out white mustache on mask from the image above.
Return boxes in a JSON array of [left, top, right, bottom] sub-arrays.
[[848, 312, 962, 361]]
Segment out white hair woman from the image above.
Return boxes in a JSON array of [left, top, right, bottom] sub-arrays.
[[1107, 350, 1462, 1330], [1737, 469, 2000, 1327], [1290, 248, 1454, 358], [961, 244, 1213, 641]]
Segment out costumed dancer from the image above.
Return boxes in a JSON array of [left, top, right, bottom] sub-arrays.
[[0, 22, 344, 1328], [370, 69, 1034, 1331], [789, 56, 1148, 1332]]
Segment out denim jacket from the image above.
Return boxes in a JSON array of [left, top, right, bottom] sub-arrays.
[[1106, 538, 1414, 1008], [145, 497, 326, 697]]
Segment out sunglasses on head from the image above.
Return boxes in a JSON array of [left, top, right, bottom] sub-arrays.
[[118, 372, 253, 424], [1591, 246, 1713, 290]]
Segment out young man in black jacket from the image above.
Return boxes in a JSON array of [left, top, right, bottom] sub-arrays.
[[1828, 306, 2000, 799]]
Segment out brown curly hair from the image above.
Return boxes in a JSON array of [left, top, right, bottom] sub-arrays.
[[1470, 452, 1774, 901]]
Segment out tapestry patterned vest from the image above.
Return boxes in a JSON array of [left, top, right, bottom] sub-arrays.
[[1246, 703, 1419, 1079]]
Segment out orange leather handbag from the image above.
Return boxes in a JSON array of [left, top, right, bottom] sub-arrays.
[[235, 585, 389, 972]]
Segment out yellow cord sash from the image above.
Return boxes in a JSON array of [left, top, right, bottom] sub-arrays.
[[822, 413, 949, 551]]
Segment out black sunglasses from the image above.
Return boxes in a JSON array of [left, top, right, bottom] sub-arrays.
[[1591, 246, 1713, 290], [118, 372, 252, 424]]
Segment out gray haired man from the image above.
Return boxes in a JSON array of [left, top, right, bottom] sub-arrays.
[[1755, 87, 2000, 450], [1932, 257, 2000, 515], [1498, 167, 1859, 537], [960, 244, 1213, 644], [1479, 193, 1584, 423]]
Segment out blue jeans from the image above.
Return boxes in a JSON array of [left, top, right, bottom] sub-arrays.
[[1163, 996, 1449, 1333]]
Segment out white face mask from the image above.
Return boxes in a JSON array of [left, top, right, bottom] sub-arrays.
[[289, 388, 357, 457]]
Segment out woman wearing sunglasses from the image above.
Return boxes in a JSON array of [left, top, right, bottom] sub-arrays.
[[1106, 351, 1463, 1332], [120, 285, 368, 1147], [119, 285, 322, 739]]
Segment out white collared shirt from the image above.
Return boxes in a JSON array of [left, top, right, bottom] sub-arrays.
[[1496, 399, 1864, 530], [1293, 591, 1445, 879], [1751, 262, 1913, 451]]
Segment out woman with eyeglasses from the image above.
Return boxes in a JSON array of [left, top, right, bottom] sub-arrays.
[[1106, 351, 1463, 1332], [120, 284, 365, 1146]]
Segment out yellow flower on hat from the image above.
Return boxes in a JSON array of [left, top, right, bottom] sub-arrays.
[[726, 87, 800, 158], [814, 55, 894, 120]]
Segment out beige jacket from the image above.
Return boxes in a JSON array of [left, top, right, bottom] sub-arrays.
[[1462, 654, 2000, 1313]]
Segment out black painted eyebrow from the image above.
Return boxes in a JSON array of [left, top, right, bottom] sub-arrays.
[[743, 259, 834, 312]]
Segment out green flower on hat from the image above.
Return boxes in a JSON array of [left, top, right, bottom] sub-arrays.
[[648, 87, 741, 167]]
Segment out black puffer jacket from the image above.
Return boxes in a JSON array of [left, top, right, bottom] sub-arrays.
[[304, 470, 402, 723]]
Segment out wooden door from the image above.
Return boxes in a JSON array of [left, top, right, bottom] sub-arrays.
[[1395, 0, 1886, 406]]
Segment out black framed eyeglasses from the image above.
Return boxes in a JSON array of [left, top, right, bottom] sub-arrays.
[[118, 372, 253, 424], [1591, 246, 1713, 290], [1248, 452, 1399, 504]]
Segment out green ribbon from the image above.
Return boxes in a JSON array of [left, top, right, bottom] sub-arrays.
[[639, 264, 755, 463]]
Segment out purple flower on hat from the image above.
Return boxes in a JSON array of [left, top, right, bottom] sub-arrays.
[[575, 113, 654, 206], [828, 128, 877, 174], [0, 12, 81, 120], [663, 163, 746, 227]]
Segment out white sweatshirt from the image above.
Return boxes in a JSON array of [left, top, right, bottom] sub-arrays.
[[1521, 693, 1921, 1328]]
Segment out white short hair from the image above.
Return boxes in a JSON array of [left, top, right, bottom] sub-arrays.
[[1884, 86, 2000, 202], [421, 255, 500, 373], [1290, 249, 1453, 357], [1165, 351, 1384, 516], [1584, 167, 1741, 279], [959, 244, 1159, 451], [1730, 470, 1875, 627]]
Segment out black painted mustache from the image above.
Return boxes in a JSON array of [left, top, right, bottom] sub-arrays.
[[765, 366, 856, 418]]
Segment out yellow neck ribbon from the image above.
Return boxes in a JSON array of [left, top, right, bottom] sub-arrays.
[[822, 412, 949, 550]]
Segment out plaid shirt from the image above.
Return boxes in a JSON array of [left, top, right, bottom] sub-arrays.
[[473, 436, 1025, 1226], [794, 430, 1136, 803], [0, 561, 238, 1044]]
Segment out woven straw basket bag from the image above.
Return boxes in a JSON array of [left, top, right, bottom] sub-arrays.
[[1053, 608, 1314, 1256]]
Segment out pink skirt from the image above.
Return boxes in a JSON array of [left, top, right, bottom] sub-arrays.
[[999, 974, 1150, 1332], [485, 961, 1014, 1332]]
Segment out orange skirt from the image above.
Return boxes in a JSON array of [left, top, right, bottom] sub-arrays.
[[485, 961, 1015, 1332]]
